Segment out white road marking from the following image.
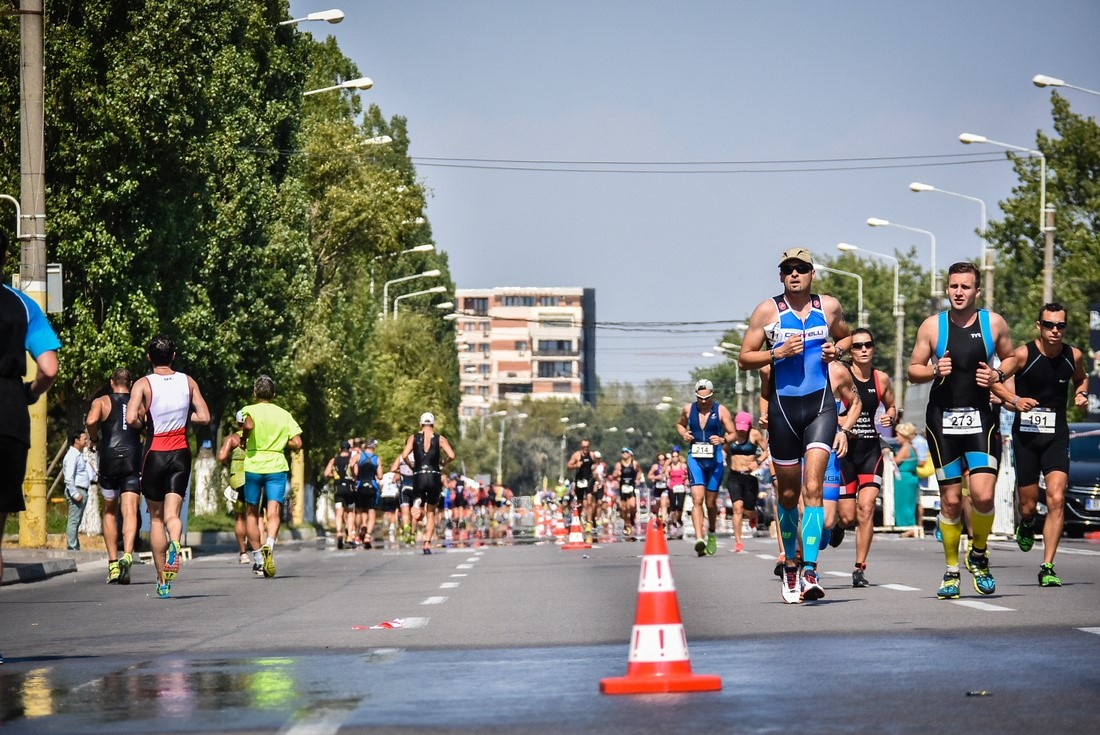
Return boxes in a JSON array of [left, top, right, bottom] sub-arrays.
[[880, 584, 921, 591], [456, 564, 473, 569], [450, 573, 467, 578], [1079, 627, 1100, 636], [420, 596, 448, 605], [465, 557, 480, 562], [440, 582, 459, 589], [951, 600, 1014, 612], [825, 571, 849, 578], [281, 706, 356, 735], [756, 554, 775, 561], [401, 617, 430, 628]]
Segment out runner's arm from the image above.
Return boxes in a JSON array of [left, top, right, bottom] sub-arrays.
[[188, 377, 211, 425]]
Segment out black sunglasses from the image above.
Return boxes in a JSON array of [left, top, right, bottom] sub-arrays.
[[1039, 319, 1067, 330], [780, 263, 813, 276], [851, 341, 875, 350]]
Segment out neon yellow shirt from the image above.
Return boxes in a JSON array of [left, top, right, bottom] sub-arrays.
[[241, 402, 302, 474]]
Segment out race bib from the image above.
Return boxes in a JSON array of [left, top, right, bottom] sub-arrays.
[[942, 408, 981, 435], [655, 481, 668, 489], [381, 483, 399, 498], [672, 484, 686, 494], [1020, 407, 1056, 434], [691, 442, 715, 459], [621, 484, 635, 495], [576, 479, 589, 489]]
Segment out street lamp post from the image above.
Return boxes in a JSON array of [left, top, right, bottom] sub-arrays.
[[303, 76, 374, 96], [393, 285, 448, 318], [814, 263, 866, 327], [867, 217, 937, 307], [1033, 74, 1100, 97], [837, 243, 906, 408], [370, 243, 434, 299], [909, 182, 991, 309], [279, 8, 345, 25], [960, 133, 1052, 303], [382, 269, 441, 319], [492, 412, 527, 486]]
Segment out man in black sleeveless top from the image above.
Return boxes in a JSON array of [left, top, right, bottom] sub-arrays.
[[400, 412, 455, 554], [87, 368, 143, 584], [993, 303, 1088, 587]]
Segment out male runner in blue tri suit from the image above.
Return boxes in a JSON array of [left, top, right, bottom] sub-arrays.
[[909, 261, 1014, 599], [740, 247, 851, 604], [677, 378, 736, 557]]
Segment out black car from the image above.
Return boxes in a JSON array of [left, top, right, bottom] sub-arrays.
[[1031, 422, 1100, 537]]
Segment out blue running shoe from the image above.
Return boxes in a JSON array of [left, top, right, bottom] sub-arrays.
[[937, 571, 961, 599], [164, 540, 181, 581], [157, 582, 171, 599], [969, 552, 996, 595]]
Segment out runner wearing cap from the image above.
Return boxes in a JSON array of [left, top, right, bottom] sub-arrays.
[[355, 438, 382, 549], [566, 438, 598, 537], [609, 447, 644, 540], [677, 378, 736, 557], [324, 440, 356, 549], [725, 411, 768, 553], [400, 412, 455, 554], [739, 247, 851, 604]]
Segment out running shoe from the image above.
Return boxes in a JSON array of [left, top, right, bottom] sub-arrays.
[[963, 540, 977, 574], [694, 539, 707, 557], [156, 582, 171, 599], [967, 551, 995, 595], [363, 539, 373, 550], [337, 535, 344, 550], [1038, 563, 1061, 587], [164, 539, 181, 581], [252, 562, 264, 577], [852, 567, 869, 588], [239, 552, 251, 564], [773, 553, 786, 578], [800, 567, 825, 601], [781, 565, 801, 604], [734, 541, 744, 553], [107, 561, 120, 584], [623, 525, 633, 538], [118, 553, 132, 585], [1015, 520, 1035, 553], [422, 545, 432, 555], [829, 525, 845, 548], [706, 533, 717, 556], [936, 571, 961, 599], [260, 544, 276, 578]]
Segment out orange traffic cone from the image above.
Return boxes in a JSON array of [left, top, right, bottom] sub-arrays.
[[600, 517, 721, 694], [561, 511, 592, 550], [553, 509, 568, 543]]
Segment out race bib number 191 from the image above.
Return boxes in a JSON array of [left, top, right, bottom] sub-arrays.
[[1020, 407, 1056, 434]]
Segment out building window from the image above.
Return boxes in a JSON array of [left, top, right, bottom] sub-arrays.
[[553, 382, 573, 393], [478, 343, 490, 355], [538, 296, 559, 307], [537, 339, 572, 355], [501, 383, 532, 396], [463, 364, 476, 374], [515, 340, 527, 354], [537, 361, 573, 378], [464, 297, 488, 315], [479, 386, 490, 397], [478, 364, 490, 376], [502, 295, 536, 307]]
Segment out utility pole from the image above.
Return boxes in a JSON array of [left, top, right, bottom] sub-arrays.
[[19, 0, 49, 548], [1043, 205, 1055, 304]]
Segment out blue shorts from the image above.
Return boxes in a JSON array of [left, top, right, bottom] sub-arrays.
[[687, 457, 725, 492], [243, 471, 288, 506], [823, 452, 842, 503]]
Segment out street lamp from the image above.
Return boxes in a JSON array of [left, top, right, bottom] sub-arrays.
[[279, 8, 345, 25], [435, 301, 454, 310], [304, 76, 374, 97], [370, 243, 434, 298], [0, 194, 27, 239], [393, 285, 447, 318], [867, 217, 937, 303], [909, 182, 991, 308], [382, 269, 441, 319], [361, 135, 393, 146], [960, 132, 1052, 303], [492, 412, 527, 486], [837, 242, 906, 408], [1033, 74, 1100, 97], [814, 263, 866, 327]]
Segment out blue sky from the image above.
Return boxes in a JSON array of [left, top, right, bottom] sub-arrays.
[[290, 0, 1100, 387]]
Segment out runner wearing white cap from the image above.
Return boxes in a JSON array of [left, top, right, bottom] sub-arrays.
[[400, 412, 455, 554], [677, 378, 736, 557]]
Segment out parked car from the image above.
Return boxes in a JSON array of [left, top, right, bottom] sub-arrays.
[[1028, 423, 1100, 537]]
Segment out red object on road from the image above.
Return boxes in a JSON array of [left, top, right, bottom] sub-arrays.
[[600, 517, 722, 695], [561, 512, 592, 550]]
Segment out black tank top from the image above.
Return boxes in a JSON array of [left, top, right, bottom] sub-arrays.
[[333, 454, 353, 487], [1013, 342, 1076, 436], [929, 314, 993, 410], [575, 452, 593, 483], [619, 461, 639, 485], [99, 392, 142, 475], [413, 432, 441, 473], [851, 371, 882, 440]]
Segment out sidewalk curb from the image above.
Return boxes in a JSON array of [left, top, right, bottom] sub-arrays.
[[2, 557, 77, 586]]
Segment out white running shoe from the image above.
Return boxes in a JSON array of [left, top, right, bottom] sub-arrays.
[[781, 565, 802, 604], [800, 567, 825, 602]]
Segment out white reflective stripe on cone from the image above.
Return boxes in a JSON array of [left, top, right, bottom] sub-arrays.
[[627, 624, 690, 662], [637, 555, 676, 592]]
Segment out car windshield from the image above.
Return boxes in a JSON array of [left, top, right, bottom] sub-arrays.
[[1069, 429, 1100, 462]]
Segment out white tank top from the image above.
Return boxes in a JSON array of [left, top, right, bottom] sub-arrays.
[[146, 371, 191, 451]]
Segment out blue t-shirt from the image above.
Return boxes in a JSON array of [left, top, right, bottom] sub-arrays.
[[1, 285, 61, 442]]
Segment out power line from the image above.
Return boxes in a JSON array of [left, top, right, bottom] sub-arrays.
[[413, 157, 1006, 174]]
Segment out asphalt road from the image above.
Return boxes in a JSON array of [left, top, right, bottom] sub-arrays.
[[2, 529, 1100, 734]]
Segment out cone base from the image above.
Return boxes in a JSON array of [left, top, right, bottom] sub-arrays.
[[561, 542, 592, 550], [600, 671, 722, 695]]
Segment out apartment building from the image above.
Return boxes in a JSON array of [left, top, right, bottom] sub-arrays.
[[454, 287, 596, 417]]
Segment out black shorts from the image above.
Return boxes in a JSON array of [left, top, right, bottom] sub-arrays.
[[379, 495, 399, 514], [454, 492, 468, 508], [140, 448, 191, 502], [334, 480, 356, 508], [727, 471, 759, 507], [652, 483, 668, 500], [669, 486, 687, 513], [99, 472, 141, 495], [1013, 430, 1069, 486], [355, 484, 378, 511], [840, 437, 884, 497], [414, 472, 443, 507], [0, 435, 28, 513], [400, 481, 416, 507], [926, 405, 1001, 483], [767, 389, 838, 464]]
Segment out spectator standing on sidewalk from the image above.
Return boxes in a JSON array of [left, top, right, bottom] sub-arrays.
[[63, 430, 95, 550]]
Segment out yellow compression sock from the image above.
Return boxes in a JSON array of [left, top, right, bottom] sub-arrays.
[[970, 507, 995, 553], [939, 514, 962, 569]]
